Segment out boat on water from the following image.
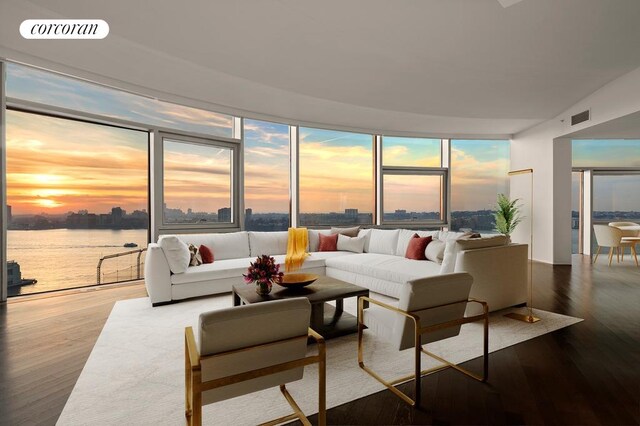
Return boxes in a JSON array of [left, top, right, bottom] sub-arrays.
[[123, 242, 138, 248], [7, 260, 37, 287]]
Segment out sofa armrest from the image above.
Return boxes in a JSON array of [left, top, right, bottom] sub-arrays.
[[144, 243, 172, 305], [455, 243, 528, 314]]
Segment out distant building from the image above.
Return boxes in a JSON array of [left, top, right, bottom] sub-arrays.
[[6, 205, 12, 225], [218, 207, 231, 222], [245, 208, 253, 218], [345, 208, 358, 218]]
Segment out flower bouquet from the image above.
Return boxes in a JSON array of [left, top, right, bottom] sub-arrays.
[[243, 255, 284, 296]]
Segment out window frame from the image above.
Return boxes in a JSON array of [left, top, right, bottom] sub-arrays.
[[156, 131, 240, 232], [380, 136, 448, 227], [296, 127, 376, 227]]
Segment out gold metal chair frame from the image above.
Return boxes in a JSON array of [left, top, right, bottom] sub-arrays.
[[357, 296, 489, 408], [185, 327, 326, 426]]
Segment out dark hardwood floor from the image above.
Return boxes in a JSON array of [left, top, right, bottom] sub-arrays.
[[1, 256, 638, 425]]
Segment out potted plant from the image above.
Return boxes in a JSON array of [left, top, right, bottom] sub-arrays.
[[494, 193, 523, 238], [243, 255, 284, 296]]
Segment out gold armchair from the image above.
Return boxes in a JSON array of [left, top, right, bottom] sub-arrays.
[[185, 298, 326, 426], [357, 272, 489, 408]]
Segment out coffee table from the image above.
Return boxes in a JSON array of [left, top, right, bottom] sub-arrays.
[[232, 275, 369, 339]]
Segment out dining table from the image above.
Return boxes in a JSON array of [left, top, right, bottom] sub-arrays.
[[612, 224, 640, 237]]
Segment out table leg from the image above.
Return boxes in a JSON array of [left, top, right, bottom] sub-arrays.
[[311, 303, 325, 331], [232, 290, 241, 307], [335, 298, 343, 315]]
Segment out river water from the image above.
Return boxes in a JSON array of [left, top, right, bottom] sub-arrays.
[[7, 229, 148, 295]]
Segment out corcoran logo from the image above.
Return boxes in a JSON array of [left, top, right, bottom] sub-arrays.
[[20, 19, 109, 39]]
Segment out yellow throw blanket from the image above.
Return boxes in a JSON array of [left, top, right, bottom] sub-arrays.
[[285, 228, 309, 272]]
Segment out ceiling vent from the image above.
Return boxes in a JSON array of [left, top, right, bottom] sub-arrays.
[[571, 110, 590, 126]]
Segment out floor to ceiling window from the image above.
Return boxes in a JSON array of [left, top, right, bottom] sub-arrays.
[[381, 137, 445, 223], [298, 128, 374, 226], [243, 119, 290, 231], [6, 110, 149, 295], [450, 140, 510, 232], [572, 139, 640, 255]]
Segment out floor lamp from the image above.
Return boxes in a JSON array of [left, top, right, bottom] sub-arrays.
[[504, 168, 540, 323]]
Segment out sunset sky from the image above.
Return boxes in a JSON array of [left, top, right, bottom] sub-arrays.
[[5, 63, 638, 218]]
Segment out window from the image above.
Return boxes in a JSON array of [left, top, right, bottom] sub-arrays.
[[381, 136, 445, 224], [573, 139, 640, 168], [6, 110, 149, 295], [382, 136, 441, 167], [382, 174, 444, 222], [298, 128, 374, 226], [162, 137, 235, 225], [6, 63, 235, 138], [571, 172, 582, 254], [450, 140, 510, 232], [593, 174, 640, 223], [243, 119, 290, 231]]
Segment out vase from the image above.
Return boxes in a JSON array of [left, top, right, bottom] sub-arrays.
[[256, 281, 273, 296]]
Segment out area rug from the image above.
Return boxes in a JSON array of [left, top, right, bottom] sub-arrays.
[[57, 295, 582, 425]]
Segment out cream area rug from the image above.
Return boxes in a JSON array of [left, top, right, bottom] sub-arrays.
[[57, 295, 582, 425]]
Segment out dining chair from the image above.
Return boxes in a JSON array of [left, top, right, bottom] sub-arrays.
[[357, 272, 488, 408], [608, 221, 640, 237], [593, 224, 638, 266], [185, 298, 326, 426]]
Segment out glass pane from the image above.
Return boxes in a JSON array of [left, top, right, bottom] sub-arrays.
[[593, 175, 640, 222], [163, 140, 232, 224], [382, 136, 441, 167], [450, 140, 510, 232], [6, 110, 149, 295], [383, 175, 442, 222], [571, 172, 581, 254], [6, 63, 234, 138], [299, 128, 374, 226], [243, 119, 290, 231], [573, 139, 640, 167]]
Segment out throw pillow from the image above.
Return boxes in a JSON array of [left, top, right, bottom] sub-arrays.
[[188, 244, 202, 266], [199, 244, 214, 264], [158, 235, 190, 274], [405, 234, 432, 260], [424, 239, 445, 263], [331, 226, 360, 237], [318, 233, 338, 251], [337, 234, 366, 253]]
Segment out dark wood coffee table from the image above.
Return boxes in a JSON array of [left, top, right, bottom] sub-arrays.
[[232, 276, 369, 339]]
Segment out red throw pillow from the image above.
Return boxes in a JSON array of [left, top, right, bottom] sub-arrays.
[[318, 233, 338, 252], [199, 245, 214, 264], [405, 234, 432, 260]]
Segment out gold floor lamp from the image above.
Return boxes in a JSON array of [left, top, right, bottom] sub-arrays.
[[505, 168, 540, 323]]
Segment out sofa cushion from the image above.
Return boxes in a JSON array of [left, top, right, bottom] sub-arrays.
[[368, 229, 400, 255], [308, 229, 332, 252], [158, 235, 190, 274], [395, 229, 439, 256], [424, 239, 445, 263], [405, 235, 432, 260], [318, 233, 338, 251], [249, 231, 289, 256], [331, 226, 360, 237], [358, 228, 372, 252], [325, 253, 442, 297], [174, 232, 250, 261], [337, 234, 366, 253]]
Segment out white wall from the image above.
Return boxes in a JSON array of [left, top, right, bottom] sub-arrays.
[[511, 66, 640, 264]]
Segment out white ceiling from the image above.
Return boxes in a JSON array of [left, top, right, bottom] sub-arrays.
[[2, 0, 640, 136]]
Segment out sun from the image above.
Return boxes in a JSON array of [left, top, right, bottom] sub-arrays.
[[36, 198, 63, 208]]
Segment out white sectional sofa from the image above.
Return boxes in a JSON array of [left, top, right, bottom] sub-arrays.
[[144, 229, 528, 315]]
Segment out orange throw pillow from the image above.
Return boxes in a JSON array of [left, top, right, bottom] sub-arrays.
[[199, 245, 214, 264], [318, 233, 338, 251], [405, 234, 432, 260]]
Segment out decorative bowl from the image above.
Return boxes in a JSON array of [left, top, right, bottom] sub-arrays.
[[279, 273, 319, 288]]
